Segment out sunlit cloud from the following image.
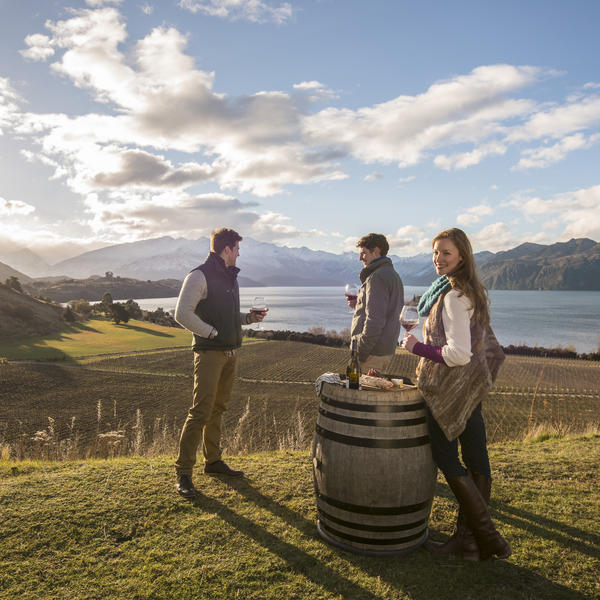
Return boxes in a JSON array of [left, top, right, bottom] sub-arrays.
[[177, 0, 294, 24], [507, 184, 600, 241], [456, 203, 494, 226], [304, 65, 541, 167], [514, 133, 600, 170], [0, 197, 36, 216]]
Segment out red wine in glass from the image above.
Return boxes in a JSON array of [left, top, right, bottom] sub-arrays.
[[345, 284, 358, 312], [400, 320, 419, 332], [399, 305, 419, 345], [251, 296, 267, 329]]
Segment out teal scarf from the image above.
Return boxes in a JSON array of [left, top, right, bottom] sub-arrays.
[[417, 275, 451, 317]]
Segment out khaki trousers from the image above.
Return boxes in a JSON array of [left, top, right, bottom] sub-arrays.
[[175, 350, 238, 475], [361, 354, 394, 374]]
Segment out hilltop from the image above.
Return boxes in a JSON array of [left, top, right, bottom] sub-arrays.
[[23, 274, 184, 303], [479, 238, 600, 290]]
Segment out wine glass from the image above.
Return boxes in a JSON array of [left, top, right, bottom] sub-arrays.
[[400, 305, 419, 347], [251, 296, 267, 330], [344, 284, 359, 313]]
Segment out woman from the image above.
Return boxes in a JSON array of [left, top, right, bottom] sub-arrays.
[[403, 228, 510, 561]]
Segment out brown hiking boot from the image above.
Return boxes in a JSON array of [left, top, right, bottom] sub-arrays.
[[204, 460, 244, 477], [175, 474, 198, 498]]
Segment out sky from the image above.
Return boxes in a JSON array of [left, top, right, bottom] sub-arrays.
[[1, 0, 600, 263]]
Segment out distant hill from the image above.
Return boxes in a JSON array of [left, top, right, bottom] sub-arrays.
[[0, 261, 33, 284], [23, 275, 185, 303], [6, 235, 600, 290], [0, 286, 64, 339], [479, 238, 600, 290], [0, 248, 49, 278]]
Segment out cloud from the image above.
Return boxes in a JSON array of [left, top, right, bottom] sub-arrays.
[[387, 225, 429, 254], [304, 65, 540, 167], [506, 94, 600, 142], [514, 133, 600, 169], [456, 203, 494, 226], [0, 78, 23, 132], [86, 0, 124, 6], [177, 0, 294, 24], [293, 80, 337, 102], [12, 10, 347, 199], [507, 184, 600, 241], [364, 171, 383, 181], [0, 197, 36, 216], [91, 149, 218, 188], [398, 175, 415, 183], [469, 222, 517, 252], [140, 4, 154, 15], [434, 141, 507, 171], [20, 34, 55, 61]]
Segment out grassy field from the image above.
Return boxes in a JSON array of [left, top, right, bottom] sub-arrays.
[[0, 318, 193, 360], [1, 340, 599, 460], [1, 436, 599, 600]]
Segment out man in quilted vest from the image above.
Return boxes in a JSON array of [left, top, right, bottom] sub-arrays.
[[173, 228, 266, 498]]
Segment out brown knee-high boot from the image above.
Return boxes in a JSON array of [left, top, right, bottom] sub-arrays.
[[446, 473, 511, 561], [426, 469, 480, 561], [425, 508, 479, 560]]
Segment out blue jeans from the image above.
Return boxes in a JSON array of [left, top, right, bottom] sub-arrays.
[[426, 403, 491, 479]]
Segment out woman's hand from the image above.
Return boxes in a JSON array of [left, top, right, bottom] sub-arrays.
[[402, 333, 418, 353]]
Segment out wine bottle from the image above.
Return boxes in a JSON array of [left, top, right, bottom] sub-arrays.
[[346, 339, 361, 390]]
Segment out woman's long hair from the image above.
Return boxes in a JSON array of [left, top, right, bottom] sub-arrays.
[[433, 228, 490, 326]]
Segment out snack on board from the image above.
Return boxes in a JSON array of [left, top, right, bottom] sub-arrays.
[[359, 375, 394, 390]]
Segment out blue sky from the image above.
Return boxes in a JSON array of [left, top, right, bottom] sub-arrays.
[[1, 0, 599, 263]]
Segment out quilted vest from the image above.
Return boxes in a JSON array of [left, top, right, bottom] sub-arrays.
[[416, 290, 505, 441], [191, 252, 243, 352]]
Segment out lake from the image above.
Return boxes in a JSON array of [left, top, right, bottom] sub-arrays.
[[133, 286, 600, 354]]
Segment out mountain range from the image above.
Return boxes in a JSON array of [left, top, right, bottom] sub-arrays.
[[1, 236, 599, 291]]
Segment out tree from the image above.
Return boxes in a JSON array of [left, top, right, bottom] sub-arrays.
[[69, 299, 92, 316], [111, 303, 130, 325], [101, 292, 113, 316], [124, 299, 142, 320], [5, 276, 23, 293], [63, 306, 77, 322]]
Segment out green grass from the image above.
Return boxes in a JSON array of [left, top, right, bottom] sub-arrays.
[[0, 318, 265, 361], [0, 319, 194, 361], [1, 436, 599, 599]]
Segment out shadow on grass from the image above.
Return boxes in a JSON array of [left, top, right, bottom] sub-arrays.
[[189, 486, 383, 600], [493, 503, 600, 559], [115, 323, 175, 337], [435, 481, 600, 559], [204, 477, 592, 600]]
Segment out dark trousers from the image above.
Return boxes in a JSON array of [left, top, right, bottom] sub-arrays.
[[426, 403, 491, 479]]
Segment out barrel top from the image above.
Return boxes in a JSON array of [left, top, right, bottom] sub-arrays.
[[321, 382, 423, 405]]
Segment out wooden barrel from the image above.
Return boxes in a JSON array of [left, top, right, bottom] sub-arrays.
[[312, 382, 437, 555]]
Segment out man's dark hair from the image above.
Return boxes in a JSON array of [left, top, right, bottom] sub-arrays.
[[211, 228, 243, 255], [356, 233, 389, 256]]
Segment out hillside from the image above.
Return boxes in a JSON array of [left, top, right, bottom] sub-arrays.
[[0, 286, 63, 339], [1, 438, 599, 599], [24, 274, 184, 303], [0, 260, 33, 284], [479, 238, 600, 290]]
